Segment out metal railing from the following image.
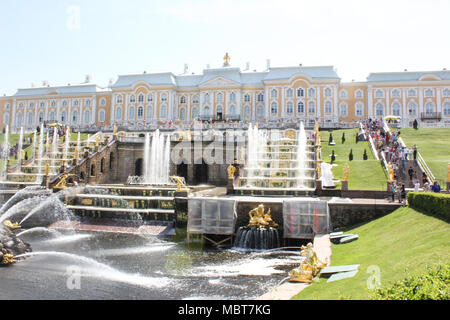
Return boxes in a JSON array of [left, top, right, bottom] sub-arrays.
[[398, 137, 435, 184], [420, 112, 442, 120]]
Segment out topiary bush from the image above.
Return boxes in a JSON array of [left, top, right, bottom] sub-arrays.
[[370, 264, 450, 300], [407, 192, 450, 220]]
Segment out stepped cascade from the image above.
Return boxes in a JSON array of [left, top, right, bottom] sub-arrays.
[[237, 122, 316, 191]]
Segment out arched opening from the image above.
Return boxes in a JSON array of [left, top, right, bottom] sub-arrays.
[[194, 159, 208, 185], [135, 158, 143, 176], [177, 161, 188, 181], [109, 152, 114, 169], [90, 164, 95, 176], [80, 171, 85, 181], [100, 158, 105, 174]]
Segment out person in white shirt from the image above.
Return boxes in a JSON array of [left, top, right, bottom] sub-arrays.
[[414, 180, 420, 192]]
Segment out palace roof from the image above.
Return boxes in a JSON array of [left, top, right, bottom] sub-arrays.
[[367, 70, 450, 82], [14, 83, 108, 97]]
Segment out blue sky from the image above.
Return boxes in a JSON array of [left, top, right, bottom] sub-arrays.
[[0, 0, 449, 96]]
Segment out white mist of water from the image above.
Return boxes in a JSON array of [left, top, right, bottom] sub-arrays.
[[16, 227, 62, 238], [296, 121, 307, 187], [144, 130, 171, 185], [51, 128, 58, 174], [17, 127, 24, 172], [36, 124, 45, 183], [0, 195, 47, 224], [63, 128, 70, 164], [1, 125, 9, 180], [14, 251, 172, 289]]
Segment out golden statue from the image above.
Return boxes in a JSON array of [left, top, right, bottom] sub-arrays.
[[285, 129, 296, 140], [447, 163, 450, 182], [169, 176, 189, 192], [3, 220, 21, 229], [342, 163, 350, 182], [1, 253, 15, 265], [387, 162, 394, 182], [248, 204, 278, 227], [53, 173, 75, 190], [227, 164, 236, 179], [113, 124, 117, 136], [223, 52, 231, 67], [289, 243, 328, 283]]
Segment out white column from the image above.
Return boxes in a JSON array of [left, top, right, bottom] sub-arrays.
[[56, 100, 61, 124], [252, 91, 256, 121], [437, 88, 442, 113], [333, 85, 339, 121], [386, 89, 390, 115], [11, 100, 16, 130], [236, 90, 241, 120], [91, 96, 97, 124], [125, 93, 129, 122], [281, 86, 285, 119], [419, 88, 424, 115], [265, 87, 269, 120], [68, 100, 72, 126], [368, 86, 373, 117], [187, 94, 191, 122], [111, 93, 116, 123], [402, 88, 407, 125], [317, 86, 321, 119]]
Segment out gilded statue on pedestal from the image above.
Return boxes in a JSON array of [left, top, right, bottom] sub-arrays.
[[169, 176, 189, 193], [227, 164, 236, 179], [289, 243, 327, 283], [342, 163, 350, 181], [248, 204, 278, 227], [3, 220, 21, 229]]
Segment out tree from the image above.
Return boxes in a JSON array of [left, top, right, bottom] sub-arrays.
[[342, 132, 346, 144], [330, 150, 336, 163], [355, 132, 359, 144], [363, 149, 368, 160], [413, 119, 418, 130], [329, 132, 333, 144], [349, 149, 353, 161]]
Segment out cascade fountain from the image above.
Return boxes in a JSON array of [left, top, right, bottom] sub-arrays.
[[144, 130, 171, 185], [36, 124, 45, 183], [63, 128, 70, 166], [1, 125, 9, 180], [51, 128, 58, 174], [16, 127, 24, 173]]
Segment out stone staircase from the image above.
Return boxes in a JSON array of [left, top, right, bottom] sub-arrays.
[[394, 160, 424, 188]]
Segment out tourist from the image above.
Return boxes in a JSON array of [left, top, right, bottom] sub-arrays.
[[414, 180, 420, 192], [408, 167, 414, 181], [400, 184, 406, 204], [423, 182, 430, 192], [422, 172, 428, 185], [430, 181, 441, 193], [413, 144, 417, 160]]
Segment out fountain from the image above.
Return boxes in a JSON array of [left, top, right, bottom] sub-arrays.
[[0, 220, 32, 266], [36, 124, 45, 183], [237, 122, 315, 193], [233, 204, 281, 250], [51, 128, 58, 175], [144, 130, 171, 185], [17, 127, 24, 173], [1, 125, 9, 180]]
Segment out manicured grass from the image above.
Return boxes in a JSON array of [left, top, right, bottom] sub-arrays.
[[320, 129, 387, 190], [292, 206, 450, 300], [400, 128, 450, 189]]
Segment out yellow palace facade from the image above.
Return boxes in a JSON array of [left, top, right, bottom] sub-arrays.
[[1, 58, 450, 132]]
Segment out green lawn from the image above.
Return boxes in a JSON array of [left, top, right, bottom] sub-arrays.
[[292, 206, 450, 300], [400, 128, 450, 189], [320, 129, 387, 190]]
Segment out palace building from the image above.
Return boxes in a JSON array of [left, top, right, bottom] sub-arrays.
[[1, 55, 450, 132]]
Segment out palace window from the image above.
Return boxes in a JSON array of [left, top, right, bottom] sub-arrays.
[[180, 96, 186, 104], [408, 102, 417, 116], [443, 89, 450, 97], [217, 92, 224, 102], [391, 89, 401, 98], [72, 110, 78, 123], [192, 95, 199, 104], [99, 109, 105, 122], [202, 106, 209, 116], [138, 106, 144, 118], [146, 106, 153, 118], [424, 89, 434, 97], [308, 88, 316, 98], [271, 89, 278, 99], [204, 93, 210, 103], [375, 102, 384, 116], [60, 111, 66, 122], [392, 102, 401, 116], [297, 101, 305, 113], [27, 112, 33, 125], [230, 92, 236, 101], [308, 101, 315, 114], [147, 94, 153, 102], [443, 102, 450, 115], [271, 102, 278, 114], [244, 105, 251, 118], [425, 102, 435, 114], [3, 113, 9, 125], [339, 103, 348, 117], [86, 99, 91, 107], [38, 112, 44, 123], [179, 107, 186, 120], [286, 88, 293, 98], [40, 102, 45, 108], [138, 94, 144, 103], [192, 106, 199, 118], [216, 105, 223, 115], [130, 95, 136, 103], [257, 105, 264, 117], [49, 111, 55, 121], [160, 105, 167, 118], [229, 105, 236, 115], [286, 101, 294, 114], [325, 101, 332, 114], [62, 100, 68, 107], [355, 102, 364, 116], [375, 89, 384, 98], [29, 103, 34, 109], [116, 107, 122, 119], [129, 106, 135, 119], [297, 88, 304, 97], [18, 103, 24, 109], [340, 90, 348, 99], [84, 110, 90, 122], [16, 112, 23, 126], [161, 93, 168, 102], [407, 89, 417, 97], [355, 90, 363, 99], [73, 100, 78, 107], [257, 93, 264, 102], [5, 103, 10, 110], [51, 101, 56, 107], [324, 87, 332, 97], [117, 95, 123, 104], [244, 93, 251, 102], [100, 98, 106, 106]]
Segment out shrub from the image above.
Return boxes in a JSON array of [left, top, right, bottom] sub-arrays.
[[363, 149, 368, 160], [413, 119, 418, 130], [370, 264, 450, 300], [349, 149, 353, 161], [342, 132, 346, 144], [407, 192, 450, 220], [329, 132, 333, 144]]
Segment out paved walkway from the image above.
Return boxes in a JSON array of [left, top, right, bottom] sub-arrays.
[[256, 234, 332, 300]]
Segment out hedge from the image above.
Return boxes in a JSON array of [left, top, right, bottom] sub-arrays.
[[407, 192, 450, 220]]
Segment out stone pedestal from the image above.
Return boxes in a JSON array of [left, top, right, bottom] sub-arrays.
[[341, 180, 348, 191], [447, 181, 450, 193], [315, 179, 322, 191], [226, 178, 234, 195]]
